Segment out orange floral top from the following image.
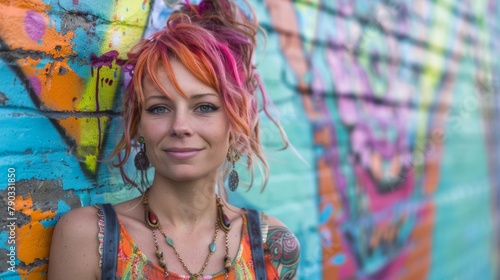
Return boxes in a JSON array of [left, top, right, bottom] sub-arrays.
[[98, 213, 280, 279]]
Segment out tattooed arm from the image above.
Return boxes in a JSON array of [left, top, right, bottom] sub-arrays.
[[266, 216, 301, 280]]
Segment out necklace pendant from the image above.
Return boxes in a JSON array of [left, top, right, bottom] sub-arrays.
[[145, 208, 159, 229], [217, 202, 231, 233], [189, 276, 197, 280], [209, 242, 216, 253], [220, 212, 231, 232]]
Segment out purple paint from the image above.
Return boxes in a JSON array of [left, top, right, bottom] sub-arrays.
[[28, 76, 42, 96], [73, 0, 79, 5], [24, 11, 46, 42], [338, 96, 358, 125], [90, 50, 120, 68]]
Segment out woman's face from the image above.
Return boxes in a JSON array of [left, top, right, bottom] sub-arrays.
[[139, 59, 231, 183]]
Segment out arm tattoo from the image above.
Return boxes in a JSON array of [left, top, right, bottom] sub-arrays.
[[266, 226, 300, 279]]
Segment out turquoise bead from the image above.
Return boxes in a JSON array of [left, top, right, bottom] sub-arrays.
[[166, 237, 174, 246], [209, 242, 216, 253]]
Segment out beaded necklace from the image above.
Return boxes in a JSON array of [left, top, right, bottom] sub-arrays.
[[142, 191, 232, 280]]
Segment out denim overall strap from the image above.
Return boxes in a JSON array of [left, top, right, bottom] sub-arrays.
[[99, 203, 119, 280], [246, 209, 267, 280]]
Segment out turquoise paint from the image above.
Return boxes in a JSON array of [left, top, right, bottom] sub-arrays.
[[331, 253, 346, 265], [0, 64, 37, 109], [0, 231, 9, 248], [430, 70, 495, 279], [56, 0, 115, 20], [320, 204, 333, 224], [68, 28, 102, 79]]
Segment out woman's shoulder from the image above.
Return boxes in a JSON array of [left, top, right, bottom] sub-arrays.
[[53, 205, 101, 238], [48, 206, 101, 279], [55, 205, 103, 235], [264, 214, 301, 280]]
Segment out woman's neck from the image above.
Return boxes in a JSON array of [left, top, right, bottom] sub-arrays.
[[145, 173, 219, 231]]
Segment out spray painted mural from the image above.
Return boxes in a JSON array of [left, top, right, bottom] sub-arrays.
[[0, 0, 498, 279]]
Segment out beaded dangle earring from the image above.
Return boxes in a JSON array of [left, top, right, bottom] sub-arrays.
[[226, 148, 240, 191], [134, 136, 150, 171]]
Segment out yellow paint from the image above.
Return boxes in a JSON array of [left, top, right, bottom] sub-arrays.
[[78, 115, 110, 171], [0, 0, 151, 175], [76, 1, 151, 173], [78, 0, 150, 113]]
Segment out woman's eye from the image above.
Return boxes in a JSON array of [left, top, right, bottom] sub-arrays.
[[146, 106, 168, 114], [197, 104, 219, 113]]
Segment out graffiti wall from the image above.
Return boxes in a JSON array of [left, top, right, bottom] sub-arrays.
[[1, 0, 498, 279]]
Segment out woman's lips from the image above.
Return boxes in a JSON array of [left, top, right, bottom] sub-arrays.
[[164, 148, 203, 159]]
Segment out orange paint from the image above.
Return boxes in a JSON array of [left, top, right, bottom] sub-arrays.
[[19, 57, 87, 149], [370, 151, 383, 179], [58, 117, 81, 144], [423, 158, 440, 195], [0, 1, 90, 167], [264, 0, 308, 78], [0, 0, 50, 10], [0, 5, 74, 58], [399, 203, 435, 280], [0, 1, 117, 174], [300, 92, 323, 120], [318, 157, 343, 217], [265, 1, 350, 278], [314, 125, 332, 146], [318, 156, 342, 280], [389, 155, 402, 179], [43, 67, 85, 111], [14, 195, 57, 266], [19, 58, 85, 111], [422, 76, 454, 195], [18, 223, 55, 266]]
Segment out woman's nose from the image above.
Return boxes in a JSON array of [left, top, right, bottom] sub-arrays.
[[169, 110, 193, 138]]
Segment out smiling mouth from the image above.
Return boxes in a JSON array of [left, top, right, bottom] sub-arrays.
[[164, 148, 203, 159]]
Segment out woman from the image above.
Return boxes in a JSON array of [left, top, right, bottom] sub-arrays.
[[48, 0, 300, 279]]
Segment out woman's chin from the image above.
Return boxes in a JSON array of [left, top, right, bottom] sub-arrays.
[[154, 169, 217, 184]]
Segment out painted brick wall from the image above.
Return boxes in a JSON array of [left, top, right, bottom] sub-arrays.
[[1, 0, 499, 279]]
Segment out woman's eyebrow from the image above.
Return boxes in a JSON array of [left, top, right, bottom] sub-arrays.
[[190, 93, 218, 100], [145, 95, 169, 101], [145, 93, 217, 102]]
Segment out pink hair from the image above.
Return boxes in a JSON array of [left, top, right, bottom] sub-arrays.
[[112, 0, 288, 194]]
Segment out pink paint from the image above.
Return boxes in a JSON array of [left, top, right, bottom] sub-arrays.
[[354, 163, 414, 213], [28, 76, 42, 96], [338, 96, 358, 125], [338, 238, 358, 278], [24, 11, 46, 42], [73, 0, 79, 4]]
